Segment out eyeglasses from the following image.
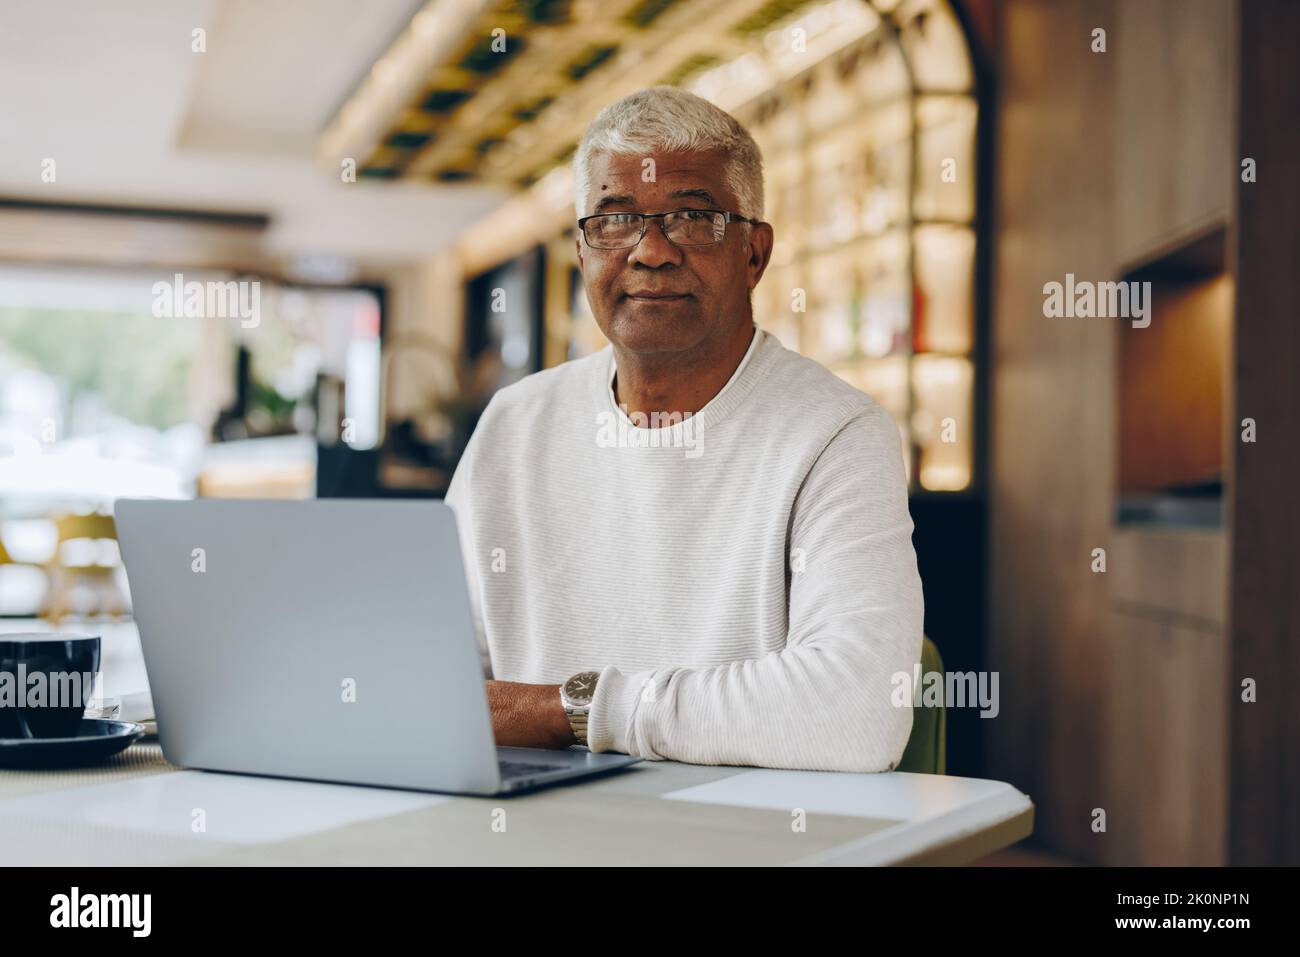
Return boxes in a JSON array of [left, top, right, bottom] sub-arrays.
[[578, 208, 759, 249]]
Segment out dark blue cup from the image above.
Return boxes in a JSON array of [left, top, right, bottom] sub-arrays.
[[0, 633, 101, 739]]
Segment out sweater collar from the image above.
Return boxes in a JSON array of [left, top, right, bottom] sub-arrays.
[[602, 324, 775, 434]]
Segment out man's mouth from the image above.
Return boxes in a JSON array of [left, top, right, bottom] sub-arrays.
[[623, 291, 691, 302]]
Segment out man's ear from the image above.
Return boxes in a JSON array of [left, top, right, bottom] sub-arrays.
[[575, 234, 584, 274], [747, 222, 774, 289]]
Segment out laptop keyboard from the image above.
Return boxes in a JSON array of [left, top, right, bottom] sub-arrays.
[[499, 759, 564, 780]]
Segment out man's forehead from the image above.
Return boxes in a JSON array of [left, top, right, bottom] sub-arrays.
[[585, 149, 732, 205]]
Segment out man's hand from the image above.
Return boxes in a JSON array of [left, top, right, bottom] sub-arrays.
[[486, 680, 577, 749]]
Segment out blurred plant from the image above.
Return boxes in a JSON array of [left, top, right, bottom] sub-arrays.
[[0, 307, 196, 432]]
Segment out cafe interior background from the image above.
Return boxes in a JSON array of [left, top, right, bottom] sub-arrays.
[[0, 0, 1295, 866]]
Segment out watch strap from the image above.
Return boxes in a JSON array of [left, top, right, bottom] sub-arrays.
[[566, 710, 589, 746]]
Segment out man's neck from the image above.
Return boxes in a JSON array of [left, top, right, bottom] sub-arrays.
[[612, 322, 756, 421]]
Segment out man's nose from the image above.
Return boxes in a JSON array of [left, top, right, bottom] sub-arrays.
[[627, 219, 682, 268]]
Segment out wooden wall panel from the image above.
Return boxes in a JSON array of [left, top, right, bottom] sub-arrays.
[[988, 0, 1117, 861], [1114, 0, 1233, 267], [1110, 528, 1227, 626], [1104, 609, 1228, 865], [1229, 0, 1300, 866]]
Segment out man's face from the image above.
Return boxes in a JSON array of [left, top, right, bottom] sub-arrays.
[[576, 149, 773, 357]]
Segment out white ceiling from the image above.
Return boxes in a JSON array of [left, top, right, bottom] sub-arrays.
[[0, 0, 507, 266]]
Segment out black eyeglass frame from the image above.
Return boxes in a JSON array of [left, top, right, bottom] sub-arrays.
[[577, 208, 761, 249]]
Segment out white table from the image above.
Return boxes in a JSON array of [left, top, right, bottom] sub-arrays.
[[0, 620, 1034, 866]]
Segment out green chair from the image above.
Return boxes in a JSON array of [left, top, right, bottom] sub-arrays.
[[896, 636, 947, 774]]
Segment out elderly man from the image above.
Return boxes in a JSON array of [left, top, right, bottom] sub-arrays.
[[446, 86, 923, 772]]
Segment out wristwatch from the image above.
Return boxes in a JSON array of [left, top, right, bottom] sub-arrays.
[[560, 671, 600, 746]]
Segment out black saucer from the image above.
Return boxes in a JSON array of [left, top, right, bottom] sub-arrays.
[[0, 719, 146, 769]]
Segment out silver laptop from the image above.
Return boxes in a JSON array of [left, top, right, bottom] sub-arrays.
[[114, 498, 640, 795]]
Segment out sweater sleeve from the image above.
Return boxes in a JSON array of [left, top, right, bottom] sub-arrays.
[[445, 408, 495, 681], [586, 404, 924, 772]]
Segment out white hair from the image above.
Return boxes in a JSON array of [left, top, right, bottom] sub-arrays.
[[573, 86, 764, 220]]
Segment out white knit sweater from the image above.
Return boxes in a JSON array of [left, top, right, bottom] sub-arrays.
[[445, 326, 923, 772]]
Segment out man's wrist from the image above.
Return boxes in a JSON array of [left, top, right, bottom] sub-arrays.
[[545, 683, 578, 747], [486, 680, 577, 749]]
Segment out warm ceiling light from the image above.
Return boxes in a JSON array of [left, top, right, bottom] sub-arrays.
[[413, 9, 438, 38], [372, 57, 397, 84]]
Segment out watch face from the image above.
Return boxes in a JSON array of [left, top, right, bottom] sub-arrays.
[[563, 671, 599, 706]]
